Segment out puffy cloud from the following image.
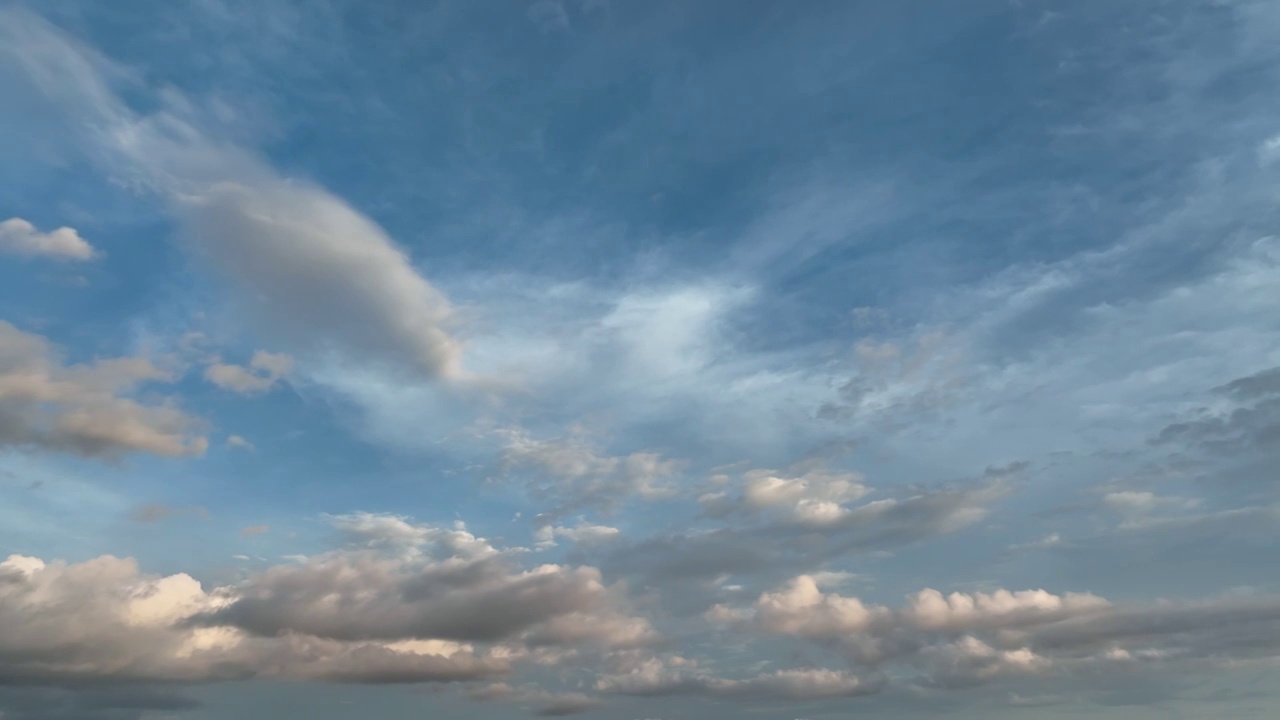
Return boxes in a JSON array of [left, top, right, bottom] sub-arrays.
[[917, 636, 1051, 688], [0, 217, 96, 260], [204, 351, 293, 394], [711, 575, 1280, 691], [206, 513, 653, 652], [0, 553, 239, 684], [751, 575, 891, 638], [0, 321, 206, 458], [701, 467, 868, 527], [902, 588, 1109, 632], [0, 517, 656, 693]]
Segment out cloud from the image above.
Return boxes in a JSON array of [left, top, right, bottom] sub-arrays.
[[534, 522, 622, 550], [469, 683, 601, 716], [205, 513, 654, 651], [204, 351, 293, 394], [0, 217, 96, 260], [710, 574, 1280, 690], [0, 9, 461, 380], [817, 330, 971, 431], [0, 685, 200, 720], [0, 321, 207, 458], [607, 464, 1018, 592], [226, 434, 254, 450], [0, 516, 655, 693], [497, 427, 682, 515], [129, 504, 207, 524], [700, 466, 869, 527], [239, 525, 268, 537], [175, 177, 461, 378], [208, 552, 614, 644], [1155, 364, 1280, 458], [596, 657, 877, 700]]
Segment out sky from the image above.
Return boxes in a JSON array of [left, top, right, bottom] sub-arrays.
[[1, 0, 1280, 718]]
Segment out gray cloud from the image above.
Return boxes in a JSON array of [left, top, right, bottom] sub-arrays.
[[606, 464, 1019, 597], [1156, 366, 1280, 458], [177, 177, 460, 378], [206, 552, 614, 643], [0, 686, 199, 720], [469, 683, 602, 716], [204, 514, 656, 652], [0, 321, 207, 458], [0, 9, 461, 380], [1217, 365, 1280, 401]]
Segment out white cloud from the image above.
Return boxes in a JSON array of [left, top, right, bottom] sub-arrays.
[[226, 434, 254, 450], [595, 656, 877, 700], [204, 351, 293, 394], [701, 467, 869, 527], [0, 516, 657, 690], [0, 321, 206, 458], [710, 575, 1280, 689], [1101, 491, 1200, 518], [535, 522, 623, 550], [0, 217, 96, 261]]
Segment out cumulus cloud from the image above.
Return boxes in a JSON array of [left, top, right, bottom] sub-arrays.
[[204, 351, 293, 394], [206, 513, 654, 652], [700, 467, 868, 526], [0, 10, 461, 379], [0, 321, 207, 458], [0, 217, 96, 260], [0, 515, 656, 695], [710, 575, 1280, 690]]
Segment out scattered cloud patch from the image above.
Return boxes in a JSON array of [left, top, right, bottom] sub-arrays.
[[0, 321, 206, 458], [0, 217, 96, 261], [204, 351, 293, 395]]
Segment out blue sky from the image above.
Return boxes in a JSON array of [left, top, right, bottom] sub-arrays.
[[2, 0, 1280, 718]]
